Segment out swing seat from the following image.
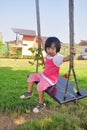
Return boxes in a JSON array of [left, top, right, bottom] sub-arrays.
[[45, 77, 87, 104]]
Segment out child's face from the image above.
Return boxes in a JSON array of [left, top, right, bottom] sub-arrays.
[[46, 43, 57, 57]]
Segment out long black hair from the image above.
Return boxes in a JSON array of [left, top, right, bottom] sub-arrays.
[[45, 37, 61, 53]]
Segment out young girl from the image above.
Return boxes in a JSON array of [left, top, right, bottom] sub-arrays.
[[20, 37, 76, 113]]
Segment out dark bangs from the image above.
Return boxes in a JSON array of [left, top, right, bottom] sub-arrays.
[[45, 37, 61, 52]]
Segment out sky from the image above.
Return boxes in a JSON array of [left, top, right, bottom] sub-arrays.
[[0, 0, 87, 43]]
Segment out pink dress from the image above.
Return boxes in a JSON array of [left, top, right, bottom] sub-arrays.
[[28, 53, 64, 92]]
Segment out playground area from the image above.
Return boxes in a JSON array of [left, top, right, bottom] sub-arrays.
[[0, 0, 87, 130], [0, 58, 87, 130]]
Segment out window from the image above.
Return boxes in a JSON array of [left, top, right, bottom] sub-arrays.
[[85, 48, 87, 52]]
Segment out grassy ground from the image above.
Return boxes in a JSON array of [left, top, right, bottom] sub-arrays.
[[0, 58, 87, 130]]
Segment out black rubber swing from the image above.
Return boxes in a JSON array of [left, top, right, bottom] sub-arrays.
[[45, 76, 87, 104], [35, 0, 87, 104]]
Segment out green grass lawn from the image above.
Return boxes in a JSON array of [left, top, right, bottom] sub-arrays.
[[0, 59, 87, 130]]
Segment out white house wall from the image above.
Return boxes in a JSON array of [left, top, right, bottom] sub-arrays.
[[22, 40, 35, 56]]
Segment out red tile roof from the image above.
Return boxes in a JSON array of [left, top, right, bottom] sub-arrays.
[[79, 40, 87, 46]]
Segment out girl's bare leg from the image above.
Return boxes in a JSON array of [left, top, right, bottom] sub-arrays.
[[38, 91, 44, 104], [20, 82, 34, 99], [28, 82, 34, 92]]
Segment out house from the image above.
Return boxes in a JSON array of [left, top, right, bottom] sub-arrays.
[[12, 28, 36, 57], [12, 28, 47, 57], [78, 40, 87, 60]]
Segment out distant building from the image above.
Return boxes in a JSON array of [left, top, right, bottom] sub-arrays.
[[78, 40, 87, 60], [6, 28, 47, 57], [79, 40, 87, 52], [12, 28, 36, 56]]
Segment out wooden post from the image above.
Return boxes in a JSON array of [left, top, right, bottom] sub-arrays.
[[64, 0, 81, 99], [16, 33, 18, 46], [35, 0, 44, 72], [6, 43, 10, 56], [35, 0, 41, 38], [35, 0, 41, 72]]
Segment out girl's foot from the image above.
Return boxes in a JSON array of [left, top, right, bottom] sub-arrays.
[[33, 103, 46, 113], [20, 92, 33, 99]]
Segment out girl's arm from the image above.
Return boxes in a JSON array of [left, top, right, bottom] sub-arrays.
[[63, 47, 76, 62], [63, 55, 70, 62]]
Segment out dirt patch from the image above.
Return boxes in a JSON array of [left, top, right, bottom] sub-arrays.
[[0, 109, 57, 130], [0, 109, 86, 130], [0, 113, 15, 130]]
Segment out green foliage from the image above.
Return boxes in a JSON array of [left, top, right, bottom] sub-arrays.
[[0, 40, 3, 48], [28, 47, 44, 66], [0, 43, 8, 57]]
